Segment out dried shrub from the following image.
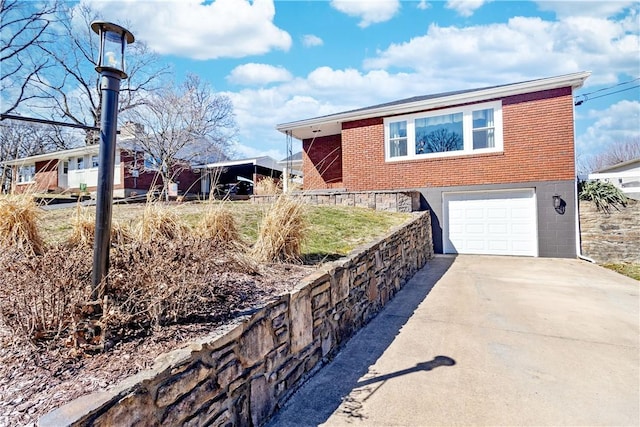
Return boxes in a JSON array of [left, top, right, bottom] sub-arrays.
[[251, 195, 306, 263], [135, 202, 187, 242], [67, 205, 132, 248], [199, 203, 239, 243], [254, 177, 282, 195], [0, 246, 91, 342], [0, 194, 44, 255], [105, 238, 265, 332]]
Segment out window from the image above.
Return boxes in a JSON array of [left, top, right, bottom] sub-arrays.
[[77, 157, 85, 170], [17, 165, 35, 183], [91, 155, 99, 168], [472, 108, 495, 149], [384, 101, 503, 161], [389, 121, 407, 158], [62, 161, 69, 174], [144, 153, 161, 170], [415, 113, 463, 154]]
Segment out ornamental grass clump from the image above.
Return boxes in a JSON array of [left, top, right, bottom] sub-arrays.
[[251, 195, 306, 263], [199, 202, 239, 244], [254, 177, 282, 195], [0, 194, 44, 255], [136, 202, 187, 242], [579, 180, 628, 213], [67, 204, 132, 247]]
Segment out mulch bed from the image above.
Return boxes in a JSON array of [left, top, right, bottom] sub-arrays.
[[0, 241, 314, 426]]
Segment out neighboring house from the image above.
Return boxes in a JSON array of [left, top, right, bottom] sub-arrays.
[[277, 71, 591, 258], [2, 143, 200, 198], [588, 158, 640, 200], [195, 156, 283, 196]]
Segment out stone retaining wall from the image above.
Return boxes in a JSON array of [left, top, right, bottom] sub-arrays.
[[252, 190, 421, 212], [40, 212, 433, 427], [580, 200, 640, 263]]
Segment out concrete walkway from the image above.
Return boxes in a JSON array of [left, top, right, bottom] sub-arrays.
[[266, 255, 639, 426]]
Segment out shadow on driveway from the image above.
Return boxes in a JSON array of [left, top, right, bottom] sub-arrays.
[[265, 256, 456, 427]]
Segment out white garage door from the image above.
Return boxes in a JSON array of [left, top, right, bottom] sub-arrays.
[[443, 189, 538, 257]]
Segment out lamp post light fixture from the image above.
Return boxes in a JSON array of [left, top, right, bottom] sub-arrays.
[[90, 21, 134, 298]]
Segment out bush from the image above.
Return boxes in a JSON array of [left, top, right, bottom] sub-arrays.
[[579, 180, 628, 213], [199, 202, 239, 244], [254, 177, 282, 195], [0, 194, 44, 255], [251, 196, 306, 263]]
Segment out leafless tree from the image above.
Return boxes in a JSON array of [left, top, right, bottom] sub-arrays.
[[419, 128, 463, 153], [0, 0, 60, 114], [0, 120, 79, 190], [125, 74, 237, 200], [579, 138, 640, 175], [31, 3, 168, 143]]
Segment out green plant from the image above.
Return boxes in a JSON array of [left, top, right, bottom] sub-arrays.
[[578, 180, 628, 213]]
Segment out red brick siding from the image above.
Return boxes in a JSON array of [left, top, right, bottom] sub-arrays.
[[120, 150, 201, 194], [34, 159, 59, 192], [303, 134, 343, 189], [333, 87, 575, 191]]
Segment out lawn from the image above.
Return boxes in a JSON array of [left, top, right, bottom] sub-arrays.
[[38, 200, 413, 262], [603, 263, 640, 281]]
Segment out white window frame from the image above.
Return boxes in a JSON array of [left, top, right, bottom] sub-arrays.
[[17, 164, 36, 183], [91, 155, 99, 168], [384, 101, 503, 162], [76, 156, 85, 170]]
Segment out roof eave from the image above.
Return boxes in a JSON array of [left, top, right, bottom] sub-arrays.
[[276, 71, 591, 139]]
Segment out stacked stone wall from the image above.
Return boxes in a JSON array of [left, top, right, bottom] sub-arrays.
[[579, 200, 640, 263], [252, 190, 421, 213], [40, 212, 433, 427]]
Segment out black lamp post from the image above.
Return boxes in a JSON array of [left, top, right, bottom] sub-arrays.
[[90, 21, 134, 298]]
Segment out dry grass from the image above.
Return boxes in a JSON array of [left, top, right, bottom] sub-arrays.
[[136, 202, 188, 242], [0, 194, 44, 256], [251, 195, 306, 263], [199, 202, 239, 244], [67, 204, 132, 248], [254, 177, 282, 195]]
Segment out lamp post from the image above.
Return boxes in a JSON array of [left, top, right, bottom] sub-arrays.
[[90, 21, 134, 298]]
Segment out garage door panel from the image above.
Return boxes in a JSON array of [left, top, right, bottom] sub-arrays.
[[444, 189, 537, 257]]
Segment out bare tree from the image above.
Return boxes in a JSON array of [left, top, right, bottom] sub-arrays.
[[126, 74, 237, 200], [0, 0, 60, 114], [579, 138, 640, 175], [0, 120, 77, 191], [31, 3, 168, 143], [418, 128, 463, 153]]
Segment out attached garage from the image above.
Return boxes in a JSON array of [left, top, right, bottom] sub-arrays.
[[443, 189, 538, 257]]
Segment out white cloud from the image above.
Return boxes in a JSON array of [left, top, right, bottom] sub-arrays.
[[302, 34, 324, 47], [535, 1, 636, 18], [227, 63, 293, 86], [577, 100, 640, 156], [417, 1, 431, 11], [80, 0, 291, 60], [363, 16, 639, 87], [330, 0, 400, 27], [446, 0, 488, 17]]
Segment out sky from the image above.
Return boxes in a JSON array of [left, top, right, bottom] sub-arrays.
[[65, 0, 640, 163]]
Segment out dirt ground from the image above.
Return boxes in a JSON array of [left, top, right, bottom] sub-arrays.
[[0, 252, 313, 427]]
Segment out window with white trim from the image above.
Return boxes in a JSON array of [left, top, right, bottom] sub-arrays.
[[384, 101, 503, 161], [91, 155, 99, 168], [77, 157, 85, 170], [17, 165, 36, 183]]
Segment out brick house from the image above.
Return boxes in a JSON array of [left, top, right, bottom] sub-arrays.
[[277, 72, 591, 258], [2, 143, 201, 198]]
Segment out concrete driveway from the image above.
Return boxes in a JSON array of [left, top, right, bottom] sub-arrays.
[[267, 255, 639, 426]]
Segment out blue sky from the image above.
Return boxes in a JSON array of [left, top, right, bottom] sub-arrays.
[[75, 1, 640, 164]]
